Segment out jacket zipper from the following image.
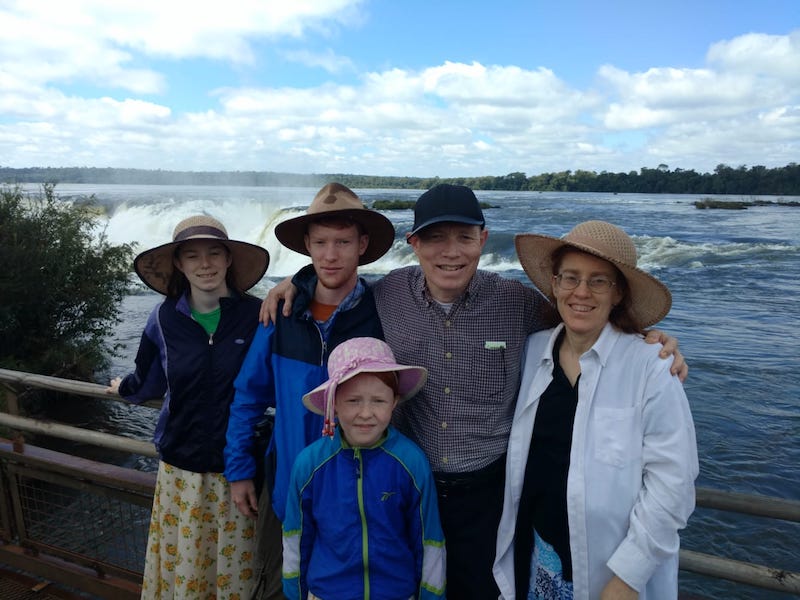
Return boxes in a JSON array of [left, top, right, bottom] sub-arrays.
[[355, 448, 370, 599], [315, 323, 327, 365]]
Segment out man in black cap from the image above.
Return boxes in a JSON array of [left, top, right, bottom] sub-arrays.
[[372, 183, 555, 598], [265, 183, 686, 599]]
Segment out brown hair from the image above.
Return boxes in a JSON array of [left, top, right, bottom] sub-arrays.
[[372, 371, 400, 396]]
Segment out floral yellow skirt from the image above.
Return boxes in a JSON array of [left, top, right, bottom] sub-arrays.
[[141, 461, 256, 599]]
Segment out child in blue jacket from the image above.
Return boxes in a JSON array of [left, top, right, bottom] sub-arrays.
[[282, 337, 446, 600]]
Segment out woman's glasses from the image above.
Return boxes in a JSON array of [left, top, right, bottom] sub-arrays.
[[554, 273, 616, 293]]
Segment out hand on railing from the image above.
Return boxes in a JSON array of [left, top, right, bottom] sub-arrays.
[[106, 377, 122, 395]]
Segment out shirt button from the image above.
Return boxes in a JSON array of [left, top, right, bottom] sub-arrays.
[[444, 387, 451, 394], [444, 320, 452, 327], [441, 422, 447, 429], [441, 457, 448, 464], [445, 351, 452, 359]]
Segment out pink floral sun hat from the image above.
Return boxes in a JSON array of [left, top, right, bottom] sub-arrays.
[[303, 337, 428, 437]]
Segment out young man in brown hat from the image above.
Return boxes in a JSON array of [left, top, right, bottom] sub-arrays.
[[223, 183, 394, 600], [266, 183, 687, 599]]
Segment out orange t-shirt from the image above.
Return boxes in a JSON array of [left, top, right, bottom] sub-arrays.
[[310, 299, 337, 323]]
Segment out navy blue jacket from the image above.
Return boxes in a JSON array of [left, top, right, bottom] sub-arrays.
[[225, 267, 383, 522], [119, 292, 261, 473]]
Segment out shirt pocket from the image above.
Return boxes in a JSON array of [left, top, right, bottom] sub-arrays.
[[592, 406, 641, 468], [464, 342, 508, 404]]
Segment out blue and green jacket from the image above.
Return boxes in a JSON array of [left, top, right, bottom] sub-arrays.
[[283, 425, 446, 600], [224, 267, 383, 522]]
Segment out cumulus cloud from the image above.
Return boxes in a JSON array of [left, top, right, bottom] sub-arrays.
[[591, 30, 800, 173], [0, 2, 797, 176], [0, 0, 363, 86], [707, 30, 800, 83]]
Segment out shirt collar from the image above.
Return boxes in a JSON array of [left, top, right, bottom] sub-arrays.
[[540, 321, 621, 368]]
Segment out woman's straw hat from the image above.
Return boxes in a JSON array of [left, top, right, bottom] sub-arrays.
[[515, 220, 671, 329], [134, 215, 270, 295]]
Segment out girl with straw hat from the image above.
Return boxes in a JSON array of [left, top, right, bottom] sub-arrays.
[[107, 215, 269, 599], [494, 221, 698, 600]]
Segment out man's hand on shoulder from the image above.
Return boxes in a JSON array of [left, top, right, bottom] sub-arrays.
[[260, 276, 297, 325], [644, 329, 688, 382]]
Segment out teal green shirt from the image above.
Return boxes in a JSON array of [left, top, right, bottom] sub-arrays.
[[191, 306, 221, 336]]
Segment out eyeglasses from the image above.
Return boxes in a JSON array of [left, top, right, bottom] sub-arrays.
[[554, 273, 616, 293]]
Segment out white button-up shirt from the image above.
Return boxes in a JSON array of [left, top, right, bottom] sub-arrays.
[[494, 322, 698, 599]]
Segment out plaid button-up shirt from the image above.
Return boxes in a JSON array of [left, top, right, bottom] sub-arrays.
[[373, 266, 554, 473]]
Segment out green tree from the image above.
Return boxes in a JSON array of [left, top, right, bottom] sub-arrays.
[[0, 185, 134, 379]]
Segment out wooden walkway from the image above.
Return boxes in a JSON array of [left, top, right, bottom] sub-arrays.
[[0, 567, 88, 600]]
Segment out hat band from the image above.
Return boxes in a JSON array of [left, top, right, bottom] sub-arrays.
[[175, 225, 228, 242]]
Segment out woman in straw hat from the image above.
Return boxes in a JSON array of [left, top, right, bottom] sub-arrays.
[[107, 215, 269, 599], [282, 337, 445, 600], [493, 221, 698, 600]]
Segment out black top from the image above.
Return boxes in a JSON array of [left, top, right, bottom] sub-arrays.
[[514, 330, 580, 596]]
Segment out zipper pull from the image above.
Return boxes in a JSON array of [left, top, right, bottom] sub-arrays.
[[208, 333, 214, 346], [354, 448, 362, 479]]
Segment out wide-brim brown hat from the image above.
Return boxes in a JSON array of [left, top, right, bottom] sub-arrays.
[[515, 220, 671, 329], [274, 183, 395, 265], [134, 215, 270, 295]]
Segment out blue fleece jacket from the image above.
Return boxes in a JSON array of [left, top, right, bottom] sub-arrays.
[[283, 425, 446, 600], [224, 268, 383, 522]]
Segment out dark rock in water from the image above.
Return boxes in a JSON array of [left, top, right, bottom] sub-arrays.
[[694, 199, 749, 210], [694, 197, 800, 209]]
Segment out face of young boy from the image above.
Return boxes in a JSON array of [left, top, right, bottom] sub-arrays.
[[335, 373, 398, 447], [304, 222, 368, 296]]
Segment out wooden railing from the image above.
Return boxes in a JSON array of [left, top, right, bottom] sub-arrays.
[[1, 367, 799, 597]]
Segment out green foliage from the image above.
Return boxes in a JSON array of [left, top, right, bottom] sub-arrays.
[[0, 184, 134, 379], [371, 199, 498, 210], [4, 163, 800, 195]]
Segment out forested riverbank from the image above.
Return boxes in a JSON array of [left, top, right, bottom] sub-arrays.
[[2, 162, 799, 195]]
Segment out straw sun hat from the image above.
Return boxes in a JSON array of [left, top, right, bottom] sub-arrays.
[[303, 337, 428, 437], [274, 183, 395, 265], [134, 215, 270, 295], [515, 220, 672, 329]]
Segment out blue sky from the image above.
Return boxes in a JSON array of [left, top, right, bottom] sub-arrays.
[[1, 0, 798, 177]]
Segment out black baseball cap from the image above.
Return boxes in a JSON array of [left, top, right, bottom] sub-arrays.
[[407, 184, 486, 240]]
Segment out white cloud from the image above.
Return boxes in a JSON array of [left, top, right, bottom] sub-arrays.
[[0, 0, 364, 88], [707, 30, 800, 83], [598, 65, 776, 129], [282, 48, 355, 73], [0, 5, 797, 177]]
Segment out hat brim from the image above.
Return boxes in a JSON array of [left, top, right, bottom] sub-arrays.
[[275, 209, 396, 265], [514, 233, 671, 329], [302, 365, 428, 416], [134, 239, 270, 295], [407, 214, 485, 239]]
